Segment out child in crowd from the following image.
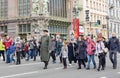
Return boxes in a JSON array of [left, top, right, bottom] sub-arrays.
[[61, 42, 68, 69]]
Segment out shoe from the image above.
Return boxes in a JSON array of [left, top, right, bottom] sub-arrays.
[[101, 68, 104, 70], [113, 67, 117, 69], [43, 66, 47, 69], [93, 67, 96, 69], [63, 67, 67, 69], [68, 64, 72, 66], [53, 61, 56, 64], [84, 65, 86, 68], [97, 68, 100, 71], [77, 67, 81, 69], [86, 68, 90, 70]]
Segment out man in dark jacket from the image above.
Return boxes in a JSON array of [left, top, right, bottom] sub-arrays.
[[108, 32, 119, 69]]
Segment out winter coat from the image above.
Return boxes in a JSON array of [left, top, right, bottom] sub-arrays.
[[86, 38, 96, 55], [15, 42, 21, 52], [61, 45, 68, 58], [40, 35, 50, 62], [95, 41, 105, 54], [9, 44, 16, 54], [56, 41, 62, 55], [0, 40, 5, 51], [24, 44, 29, 52], [76, 40, 87, 60], [108, 37, 119, 52], [3, 39, 12, 50], [68, 43, 77, 61], [49, 40, 56, 52], [29, 40, 37, 50]]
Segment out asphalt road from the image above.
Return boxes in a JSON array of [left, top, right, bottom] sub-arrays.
[[0, 53, 120, 78]]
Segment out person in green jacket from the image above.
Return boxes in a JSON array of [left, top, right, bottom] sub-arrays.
[[40, 29, 50, 69], [0, 39, 5, 61]]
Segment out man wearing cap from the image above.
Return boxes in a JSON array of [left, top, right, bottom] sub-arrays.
[[40, 29, 50, 69]]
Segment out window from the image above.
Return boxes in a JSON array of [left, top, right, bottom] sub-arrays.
[[18, 0, 31, 17], [18, 24, 31, 33], [49, 0, 67, 18], [0, 0, 8, 19], [0, 26, 7, 33]]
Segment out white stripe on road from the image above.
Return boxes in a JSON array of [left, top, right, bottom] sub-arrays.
[[0, 71, 39, 78], [100, 77, 107, 78], [9, 62, 40, 68], [118, 72, 120, 74]]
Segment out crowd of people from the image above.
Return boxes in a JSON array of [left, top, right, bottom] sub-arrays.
[[0, 30, 120, 72]]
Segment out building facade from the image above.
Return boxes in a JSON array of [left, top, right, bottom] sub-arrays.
[[76, 0, 108, 38], [0, 0, 72, 39], [108, 0, 120, 38]]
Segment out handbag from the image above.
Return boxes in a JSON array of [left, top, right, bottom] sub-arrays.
[[103, 48, 108, 53]]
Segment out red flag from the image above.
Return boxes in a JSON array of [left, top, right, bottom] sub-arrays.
[[72, 18, 79, 38]]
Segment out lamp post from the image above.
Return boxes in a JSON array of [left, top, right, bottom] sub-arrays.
[[72, 1, 82, 39]]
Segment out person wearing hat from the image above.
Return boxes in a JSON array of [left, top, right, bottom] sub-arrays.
[[40, 29, 50, 69]]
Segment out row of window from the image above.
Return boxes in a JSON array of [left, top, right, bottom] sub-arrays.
[[109, 9, 120, 19], [18, 0, 31, 17], [90, 14, 107, 24], [49, 0, 67, 18], [109, 22, 120, 34], [0, 0, 8, 19], [86, 0, 107, 12], [109, 0, 120, 8], [18, 24, 31, 33]]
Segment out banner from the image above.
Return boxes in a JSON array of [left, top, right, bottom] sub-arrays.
[[73, 18, 80, 38], [79, 26, 84, 35]]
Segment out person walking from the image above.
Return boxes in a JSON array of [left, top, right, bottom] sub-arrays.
[[27, 37, 37, 61], [40, 29, 50, 69], [0, 37, 5, 61], [3, 36, 12, 63], [95, 37, 106, 71], [68, 39, 77, 66], [61, 42, 68, 69], [9, 42, 16, 64], [49, 36, 57, 63], [76, 36, 87, 69], [86, 35, 96, 70], [108, 32, 119, 69], [15, 36, 21, 65]]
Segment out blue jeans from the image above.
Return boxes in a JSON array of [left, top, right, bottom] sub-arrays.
[[87, 54, 96, 69], [10, 53, 15, 63], [6, 49, 10, 63], [109, 52, 117, 68], [27, 49, 36, 61]]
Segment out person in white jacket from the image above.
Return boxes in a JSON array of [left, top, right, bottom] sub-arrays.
[[61, 42, 68, 69], [95, 37, 106, 71]]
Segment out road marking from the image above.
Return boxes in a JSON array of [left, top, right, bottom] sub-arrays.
[[118, 72, 120, 74], [9, 62, 41, 68], [100, 76, 107, 78], [0, 71, 39, 78]]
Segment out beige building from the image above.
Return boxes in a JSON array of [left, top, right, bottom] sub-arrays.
[[0, 0, 72, 39], [75, 0, 108, 38]]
